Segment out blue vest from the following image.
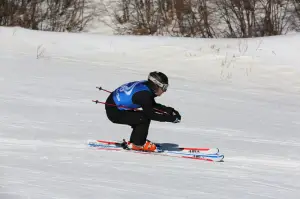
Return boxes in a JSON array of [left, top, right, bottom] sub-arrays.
[[112, 80, 151, 110]]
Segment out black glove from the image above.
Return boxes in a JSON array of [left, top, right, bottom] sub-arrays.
[[155, 104, 181, 123], [170, 109, 181, 123]]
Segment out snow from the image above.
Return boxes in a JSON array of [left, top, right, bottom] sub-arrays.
[[1, 26, 300, 199]]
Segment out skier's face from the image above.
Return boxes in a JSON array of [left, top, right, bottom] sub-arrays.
[[155, 87, 165, 96]]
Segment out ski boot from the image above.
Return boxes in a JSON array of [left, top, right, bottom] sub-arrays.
[[127, 140, 158, 152]]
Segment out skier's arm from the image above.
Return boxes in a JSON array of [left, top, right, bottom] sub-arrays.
[[153, 102, 174, 114], [153, 98, 181, 123], [132, 91, 174, 122]]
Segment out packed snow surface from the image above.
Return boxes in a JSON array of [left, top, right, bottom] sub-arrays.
[[1, 27, 300, 199]]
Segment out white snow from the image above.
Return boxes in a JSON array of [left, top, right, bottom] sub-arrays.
[[1, 27, 300, 199]]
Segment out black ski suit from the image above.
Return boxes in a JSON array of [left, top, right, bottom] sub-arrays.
[[105, 81, 181, 146]]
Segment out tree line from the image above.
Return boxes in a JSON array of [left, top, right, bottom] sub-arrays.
[[1, 0, 300, 38]]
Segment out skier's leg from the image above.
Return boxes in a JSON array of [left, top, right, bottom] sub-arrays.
[[106, 107, 153, 146], [105, 93, 155, 151], [128, 120, 156, 152], [129, 119, 151, 146], [106, 108, 148, 126], [110, 110, 151, 145], [105, 93, 148, 126]]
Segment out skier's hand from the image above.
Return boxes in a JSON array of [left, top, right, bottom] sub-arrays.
[[166, 107, 174, 115], [172, 117, 181, 123], [171, 109, 181, 123], [164, 107, 180, 116]]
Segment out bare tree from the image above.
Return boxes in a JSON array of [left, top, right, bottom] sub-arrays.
[[213, 0, 294, 37], [103, 0, 300, 37], [214, 0, 260, 37], [106, 0, 217, 36], [291, 0, 300, 31], [0, 0, 98, 32], [3, 0, 298, 36], [260, 0, 293, 36]]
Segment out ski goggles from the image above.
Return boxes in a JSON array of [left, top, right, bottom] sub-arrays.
[[161, 83, 169, 92], [149, 76, 169, 92]]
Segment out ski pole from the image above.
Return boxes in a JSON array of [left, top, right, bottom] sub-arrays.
[[92, 99, 168, 114], [92, 100, 137, 110], [96, 86, 111, 93]]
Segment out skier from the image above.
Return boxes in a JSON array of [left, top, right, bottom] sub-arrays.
[[105, 71, 181, 152]]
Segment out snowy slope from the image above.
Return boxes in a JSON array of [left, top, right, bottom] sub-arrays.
[[1, 27, 300, 199]]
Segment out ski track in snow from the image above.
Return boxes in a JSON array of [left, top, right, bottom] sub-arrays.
[[1, 27, 300, 199]]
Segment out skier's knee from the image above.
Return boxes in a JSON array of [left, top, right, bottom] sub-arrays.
[[140, 115, 150, 124]]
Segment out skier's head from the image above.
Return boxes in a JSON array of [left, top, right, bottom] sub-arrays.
[[148, 71, 169, 96]]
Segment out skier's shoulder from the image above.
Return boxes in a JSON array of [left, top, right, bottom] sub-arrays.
[[128, 80, 151, 94], [122, 80, 148, 89], [132, 81, 154, 104]]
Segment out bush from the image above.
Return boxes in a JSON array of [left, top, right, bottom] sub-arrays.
[[0, 0, 98, 32], [104, 0, 300, 38], [1, 0, 299, 37]]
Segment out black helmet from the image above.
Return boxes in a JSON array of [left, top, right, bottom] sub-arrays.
[[148, 71, 169, 92]]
